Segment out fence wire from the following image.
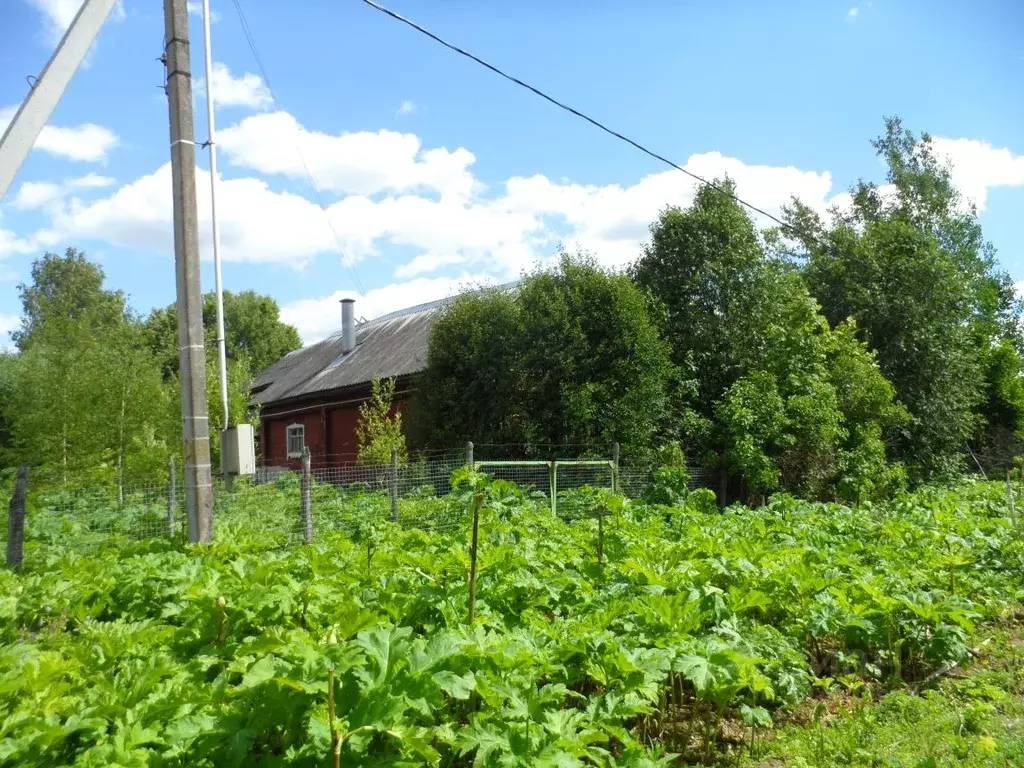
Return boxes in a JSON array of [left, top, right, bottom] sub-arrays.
[[4, 453, 725, 566]]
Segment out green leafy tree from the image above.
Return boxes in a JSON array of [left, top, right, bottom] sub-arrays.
[[356, 377, 408, 465], [636, 182, 906, 501], [3, 250, 168, 485], [632, 182, 776, 417], [94, 318, 171, 493], [413, 287, 526, 449], [144, 289, 301, 381], [415, 252, 674, 458], [11, 247, 127, 352], [973, 339, 1024, 470], [515, 252, 674, 456], [784, 117, 1021, 480]]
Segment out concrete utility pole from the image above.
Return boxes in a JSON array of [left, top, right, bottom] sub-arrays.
[[164, 0, 214, 541]]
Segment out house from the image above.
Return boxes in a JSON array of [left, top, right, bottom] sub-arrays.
[[251, 295, 446, 468]]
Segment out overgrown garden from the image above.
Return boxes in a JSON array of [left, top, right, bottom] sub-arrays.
[[2, 472, 1024, 765]]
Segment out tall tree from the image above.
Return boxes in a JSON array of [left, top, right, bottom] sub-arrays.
[[412, 286, 527, 450], [783, 117, 1021, 479], [631, 182, 769, 416], [3, 250, 168, 484], [12, 248, 127, 352], [635, 181, 907, 501], [515, 253, 674, 456], [415, 252, 674, 458], [144, 289, 301, 381]]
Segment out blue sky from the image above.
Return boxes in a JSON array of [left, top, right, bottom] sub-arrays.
[[1, 0, 1022, 344]]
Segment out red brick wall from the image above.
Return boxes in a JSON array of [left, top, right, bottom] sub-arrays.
[[260, 390, 411, 468]]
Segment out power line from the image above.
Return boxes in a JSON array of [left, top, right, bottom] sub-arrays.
[[357, 0, 813, 243], [229, 0, 366, 296]]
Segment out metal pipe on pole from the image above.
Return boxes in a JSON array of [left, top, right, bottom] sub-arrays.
[[200, 0, 231, 431], [164, 0, 215, 541]]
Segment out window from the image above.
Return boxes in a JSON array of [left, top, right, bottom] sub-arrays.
[[286, 424, 305, 459]]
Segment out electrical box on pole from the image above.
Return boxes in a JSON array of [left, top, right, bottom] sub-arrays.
[[221, 425, 256, 476]]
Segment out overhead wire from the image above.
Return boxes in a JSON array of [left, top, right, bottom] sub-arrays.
[[357, 0, 824, 250], [229, 0, 367, 296]]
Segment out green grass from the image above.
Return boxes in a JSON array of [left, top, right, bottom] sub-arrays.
[[737, 622, 1024, 767]]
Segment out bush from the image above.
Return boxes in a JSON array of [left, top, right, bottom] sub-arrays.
[[687, 487, 719, 514], [643, 466, 690, 506]]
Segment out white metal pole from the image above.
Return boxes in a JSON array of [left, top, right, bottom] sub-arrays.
[[201, 0, 230, 430]]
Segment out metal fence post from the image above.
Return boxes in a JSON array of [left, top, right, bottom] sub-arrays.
[[612, 442, 620, 494], [168, 455, 177, 537], [390, 447, 399, 523], [466, 440, 474, 468], [301, 447, 313, 545], [6, 465, 28, 569], [548, 461, 557, 516]]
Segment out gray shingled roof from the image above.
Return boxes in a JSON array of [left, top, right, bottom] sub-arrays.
[[252, 282, 516, 407]]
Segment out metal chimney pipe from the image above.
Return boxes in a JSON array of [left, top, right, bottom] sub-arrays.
[[340, 298, 356, 353]]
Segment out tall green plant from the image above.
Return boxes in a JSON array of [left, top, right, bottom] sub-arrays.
[[355, 377, 407, 466]]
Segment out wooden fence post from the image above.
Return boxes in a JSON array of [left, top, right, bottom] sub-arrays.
[[466, 441, 474, 468], [168, 456, 177, 537], [6, 465, 28, 569], [390, 447, 399, 523], [301, 447, 313, 545]]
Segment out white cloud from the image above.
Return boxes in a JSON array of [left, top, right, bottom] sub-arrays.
[[217, 111, 477, 198], [187, 1, 220, 23], [0, 228, 38, 260], [931, 137, 1024, 212], [195, 63, 272, 110], [0, 312, 20, 348], [28, 0, 84, 41], [28, 0, 124, 46], [281, 273, 495, 345], [0, 105, 119, 163], [0, 313, 20, 334], [11, 173, 115, 211], [394, 253, 465, 279], [44, 163, 352, 266], [848, 7, 859, 18], [6, 109, 1021, 339], [397, 100, 416, 116], [0, 110, 919, 277], [499, 151, 837, 267]]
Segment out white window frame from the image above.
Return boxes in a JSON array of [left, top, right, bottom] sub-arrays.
[[286, 423, 305, 459]]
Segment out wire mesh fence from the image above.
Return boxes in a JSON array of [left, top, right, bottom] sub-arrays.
[[3, 449, 726, 567]]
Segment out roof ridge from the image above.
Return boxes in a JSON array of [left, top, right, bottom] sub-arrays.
[[315, 278, 521, 338], [252, 279, 521, 407]]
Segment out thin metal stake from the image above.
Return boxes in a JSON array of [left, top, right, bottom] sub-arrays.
[[390, 447, 399, 523], [301, 447, 313, 544]]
